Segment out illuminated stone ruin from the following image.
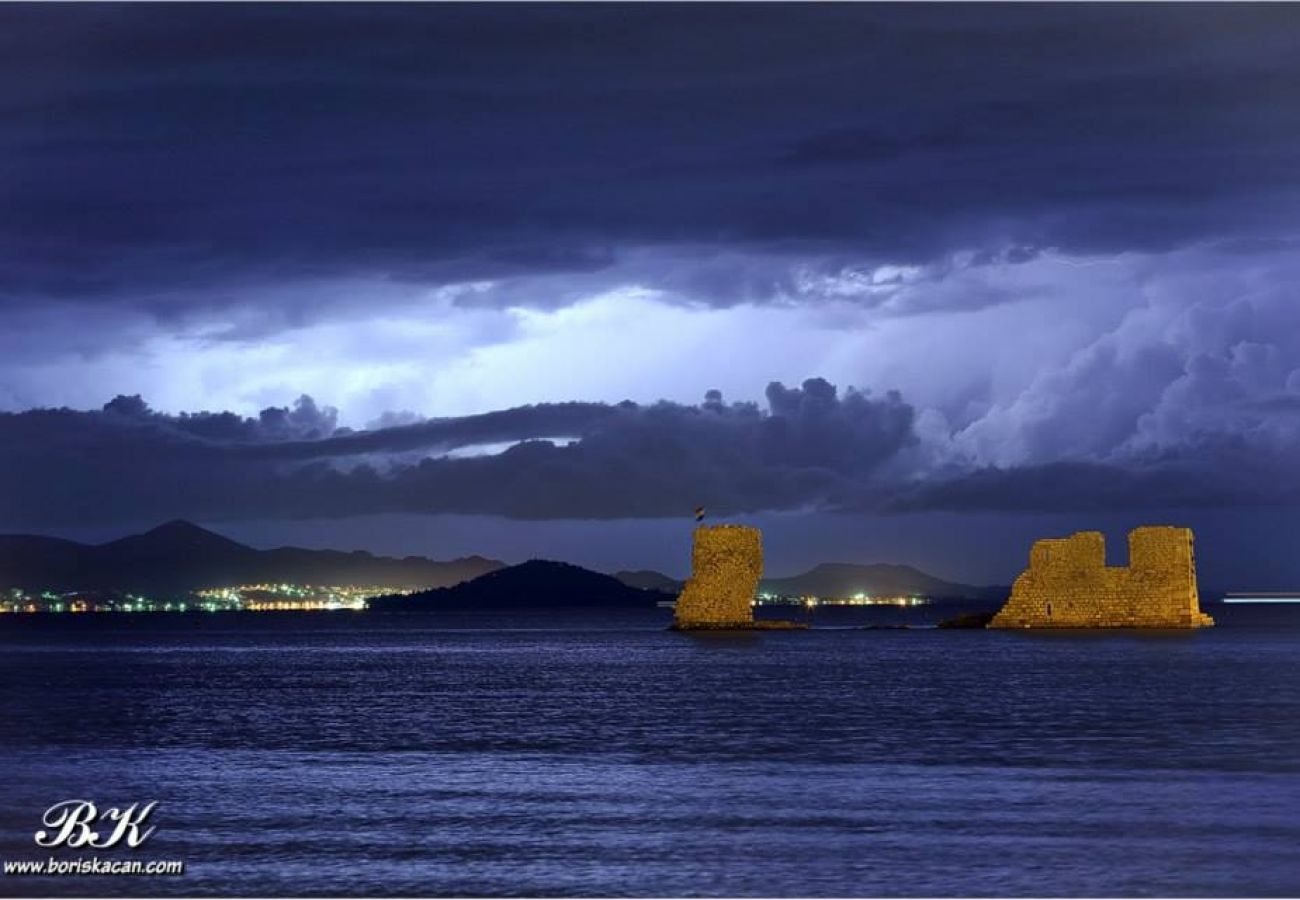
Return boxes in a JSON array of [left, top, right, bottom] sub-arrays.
[[672, 524, 763, 629], [989, 526, 1215, 629]]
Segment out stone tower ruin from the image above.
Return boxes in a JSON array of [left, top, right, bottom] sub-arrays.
[[672, 524, 763, 629], [989, 526, 1214, 629]]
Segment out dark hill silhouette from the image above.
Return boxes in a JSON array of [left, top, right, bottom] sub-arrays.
[[612, 569, 683, 592], [0, 521, 502, 595], [369, 559, 672, 611], [105, 519, 250, 558], [761, 562, 997, 600]]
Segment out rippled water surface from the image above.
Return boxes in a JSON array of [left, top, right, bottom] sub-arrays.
[[2, 604, 1299, 896]]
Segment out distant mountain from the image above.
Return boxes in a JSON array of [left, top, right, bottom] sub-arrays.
[[369, 559, 672, 611], [0, 520, 503, 596], [612, 569, 683, 592], [760, 562, 1000, 600], [613, 561, 1001, 601]]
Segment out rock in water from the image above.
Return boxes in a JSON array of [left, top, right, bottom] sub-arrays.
[[937, 612, 996, 629], [672, 525, 763, 629], [989, 526, 1215, 629]]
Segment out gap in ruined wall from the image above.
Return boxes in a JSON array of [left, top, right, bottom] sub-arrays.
[[1105, 532, 1130, 569]]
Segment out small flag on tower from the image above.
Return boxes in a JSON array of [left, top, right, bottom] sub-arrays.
[[694, 506, 706, 522]]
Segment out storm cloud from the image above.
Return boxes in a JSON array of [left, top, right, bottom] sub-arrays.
[[6, 367, 1300, 529], [4, 5, 1300, 582], [2, 4, 1299, 315], [0, 379, 920, 525]]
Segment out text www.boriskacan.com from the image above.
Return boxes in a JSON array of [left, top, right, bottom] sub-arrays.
[[4, 857, 185, 876]]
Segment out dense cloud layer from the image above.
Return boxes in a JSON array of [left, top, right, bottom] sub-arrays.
[[0, 380, 917, 525], [5, 370, 1300, 529], [1, 4, 1298, 315], [4, 5, 1300, 552]]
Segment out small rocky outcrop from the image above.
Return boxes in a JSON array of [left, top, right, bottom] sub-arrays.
[[937, 612, 996, 629]]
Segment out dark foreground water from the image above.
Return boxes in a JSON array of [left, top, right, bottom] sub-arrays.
[[2, 602, 1299, 897]]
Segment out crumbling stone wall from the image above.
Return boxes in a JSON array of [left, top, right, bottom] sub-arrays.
[[990, 526, 1214, 629], [673, 525, 762, 629]]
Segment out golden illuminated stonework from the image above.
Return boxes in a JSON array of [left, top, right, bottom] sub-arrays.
[[989, 526, 1214, 629], [672, 524, 765, 629]]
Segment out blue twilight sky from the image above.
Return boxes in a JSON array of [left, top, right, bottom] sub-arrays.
[[3, 3, 1300, 585]]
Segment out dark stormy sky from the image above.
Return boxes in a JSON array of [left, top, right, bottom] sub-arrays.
[[4, 3, 1300, 585]]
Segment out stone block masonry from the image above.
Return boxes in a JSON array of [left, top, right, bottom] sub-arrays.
[[989, 526, 1214, 629], [672, 525, 763, 629]]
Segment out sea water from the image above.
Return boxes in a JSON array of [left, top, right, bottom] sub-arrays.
[[1, 603, 1298, 897]]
